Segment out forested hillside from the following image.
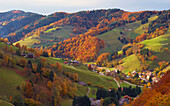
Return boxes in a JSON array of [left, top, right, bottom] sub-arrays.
[[0, 10, 44, 38]]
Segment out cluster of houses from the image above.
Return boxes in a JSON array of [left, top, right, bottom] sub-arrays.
[[90, 95, 133, 106], [88, 64, 119, 76], [88, 63, 160, 84], [127, 70, 160, 83], [21, 52, 35, 58], [124, 29, 134, 31], [64, 60, 80, 65]]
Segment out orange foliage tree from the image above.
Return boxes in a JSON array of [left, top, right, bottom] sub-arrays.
[[132, 70, 170, 106], [96, 53, 110, 66]]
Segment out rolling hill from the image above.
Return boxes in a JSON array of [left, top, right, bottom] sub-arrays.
[[97, 15, 158, 54], [0, 39, 130, 105], [120, 31, 170, 73], [0, 10, 44, 38]]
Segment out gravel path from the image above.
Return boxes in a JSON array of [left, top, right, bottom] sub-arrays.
[[113, 78, 120, 87]]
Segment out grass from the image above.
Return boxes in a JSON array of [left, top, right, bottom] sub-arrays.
[[119, 31, 170, 74], [75, 84, 88, 96], [0, 67, 25, 97], [141, 32, 170, 62], [121, 54, 141, 74], [0, 99, 13, 106], [44, 27, 61, 33], [14, 34, 40, 48], [76, 85, 97, 98], [14, 25, 74, 48], [62, 64, 117, 88], [134, 15, 158, 35], [49, 57, 65, 63], [141, 33, 170, 51], [119, 82, 134, 88], [97, 19, 143, 54], [134, 23, 149, 34], [74, 65, 90, 71], [88, 86, 97, 98], [48, 58, 118, 89], [60, 98, 72, 106], [97, 28, 124, 54], [97, 15, 158, 55]]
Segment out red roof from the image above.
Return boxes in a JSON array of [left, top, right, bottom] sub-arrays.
[[64, 61, 68, 64], [124, 95, 132, 100]]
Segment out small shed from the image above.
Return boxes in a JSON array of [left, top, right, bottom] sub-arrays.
[[64, 61, 68, 64], [27, 53, 34, 58], [78, 81, 87, 86], [124, 95, 132, 100]]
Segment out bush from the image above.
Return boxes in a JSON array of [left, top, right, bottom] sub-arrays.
[[17, 59, 27, 67], [87, 82, 92, 86], [16, 49, 21, 56], [73, 96, 91, 106], [42, 51, 49, 57], [103, 97, 119, 106], [0, 51, 3, 58], [141, 18, 148, 24]]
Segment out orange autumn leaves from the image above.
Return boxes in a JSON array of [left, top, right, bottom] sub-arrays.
[[96, 53, 110, 66], [51, 35, 105, 62], [132, 70, 170, 106]]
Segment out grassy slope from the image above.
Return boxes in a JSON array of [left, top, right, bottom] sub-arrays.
[[0, 99, 14, 106], [141, 31, 170, 52], [14, 25, 74, 48], [97, 28, 125, 54], [44, 27, 62, 33], [0, 67, 25, 97], [97, 15, 158, 55], [134, 15, 158, 34], [14, 34, 40, 48], [120, 31, 170, 74], [121, 54, 142, 74], [97, 20, 140, 54], [48, 57, 134, 99], [48, 57, 118, 89]]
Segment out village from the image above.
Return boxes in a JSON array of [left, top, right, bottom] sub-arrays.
[[61, 59, 161, 105], [62, 58, 160, 86]]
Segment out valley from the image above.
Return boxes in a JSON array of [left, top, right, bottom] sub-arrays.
[[0, 8, 169, 106]]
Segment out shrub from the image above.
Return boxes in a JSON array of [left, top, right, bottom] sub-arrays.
[[87, 82, 92, 86], [17, 58, 27, 67]]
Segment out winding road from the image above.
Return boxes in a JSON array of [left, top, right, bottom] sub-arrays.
[[113, 78, 145, 88], [87, 87, 91, 97], [123, 80, 144, 87], [113, 78, 120, 87]]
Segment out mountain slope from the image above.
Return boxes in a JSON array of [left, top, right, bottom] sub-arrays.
[[119, 31, 170, 73], [0, 10, 44, 38], [97, 15, 158, 54]]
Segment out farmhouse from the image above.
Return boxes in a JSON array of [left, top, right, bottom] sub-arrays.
[[27, 53, 34, 58], [146, 71, 152, 80], [78, 81, 87, 86]]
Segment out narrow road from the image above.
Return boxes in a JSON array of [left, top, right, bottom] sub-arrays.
[[113, 78, 120, 87], [70, 64, 76, 69], [123, 80, 143, 87], [87, 87, 91, 97]]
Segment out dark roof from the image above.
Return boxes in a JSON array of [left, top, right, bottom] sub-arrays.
[[28, 53, 34, 55], [78, 81, 87, 86], [119, 98, 129, 106]]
